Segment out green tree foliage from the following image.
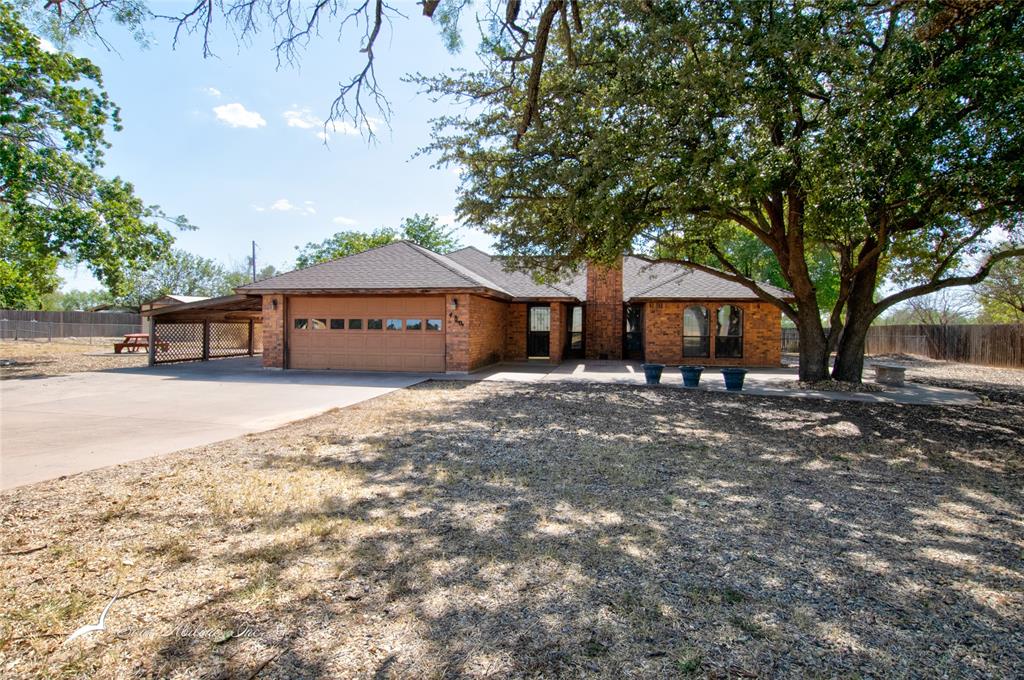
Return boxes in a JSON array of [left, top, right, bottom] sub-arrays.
[[295, 228, 399, 269], [0, 209, 60, 308], [398, 213, 462, 254], [38, 288, 114, 311], [294, 215, 462, 268], [0, 5, 183, 306], [222, 259, 280, 291], [975, 249, 1024, 322], [424, 1, 1024, 381], [114, 249, 226, 307]]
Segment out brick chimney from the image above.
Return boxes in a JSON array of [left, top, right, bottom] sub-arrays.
[[584, 258, 624, 360]]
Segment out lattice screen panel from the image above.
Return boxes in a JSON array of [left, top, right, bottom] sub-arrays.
[[152, 322, 204, 364], [210, 322, 254, 357]]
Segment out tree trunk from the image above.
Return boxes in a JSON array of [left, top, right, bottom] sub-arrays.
[[831, 316, 872, 382], [832, 257, 880, 382], [795, 311, 830, 382]]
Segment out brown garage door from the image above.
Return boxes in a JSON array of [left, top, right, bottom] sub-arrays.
[[288, 296, 446, 371]]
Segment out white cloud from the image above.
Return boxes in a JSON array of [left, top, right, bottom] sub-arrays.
[[318, 116, 382, 141], [263, 198, 316, 216], [38, 37, 58, 54], [212, 102, 266, 129], [204, 87, 222, 97], [283, 108, 319, 129], [332, 216, 358, 226]]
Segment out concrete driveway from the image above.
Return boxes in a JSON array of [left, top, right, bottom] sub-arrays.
[[0, 357, 426, 490]]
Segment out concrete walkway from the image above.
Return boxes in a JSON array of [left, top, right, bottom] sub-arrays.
[[454, 360, 979, 405], [0, 358, 425, 490], [1, 356, 978, 490]]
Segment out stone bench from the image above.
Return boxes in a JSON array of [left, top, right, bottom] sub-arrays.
[[873, 363, 907, 387]]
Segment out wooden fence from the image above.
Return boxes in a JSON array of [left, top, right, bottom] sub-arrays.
[[781, 323, 1024, 368], [0, 309, 141, 340]]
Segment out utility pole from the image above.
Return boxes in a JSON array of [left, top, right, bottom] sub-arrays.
[[251, 240, 257, 282]]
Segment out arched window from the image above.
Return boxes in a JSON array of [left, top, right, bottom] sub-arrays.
[[683, 305, 710, 357], [715, 305, 743, 358]]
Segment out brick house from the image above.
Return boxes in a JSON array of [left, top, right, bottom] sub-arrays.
[[225, 240, 788, 373]]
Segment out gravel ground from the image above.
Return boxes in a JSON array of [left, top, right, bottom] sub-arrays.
[[1, 378, 1021, 679], [0, 340, 147, 379]]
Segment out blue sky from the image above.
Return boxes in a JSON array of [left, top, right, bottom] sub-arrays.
[[55, 2, 492, 291]]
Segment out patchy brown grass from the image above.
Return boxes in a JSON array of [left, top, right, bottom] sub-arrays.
[[1, 381, 1022, 678], [0, 339, 146, 379]]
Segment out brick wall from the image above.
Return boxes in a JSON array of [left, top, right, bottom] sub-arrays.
[[445, 294, 470, 372], [506, 303, 527, 360], [549, 302, 566, 364], [585, 259, 624, 359], [643, 301, 782, 366], [446, 294, 508, 372], [261, 294, 286, 368], [468, 295, 507, 370]]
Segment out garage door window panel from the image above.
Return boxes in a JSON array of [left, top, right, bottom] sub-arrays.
[[330, 319, 344, 330], [406, 319, 423, 331], [368, 319, 383, 330], [426, 319, 442, 331], [294, 318, 308, 330], [311, 318, 327, 330], [349, 319, 363, 330], [386, 319, 403, 331]]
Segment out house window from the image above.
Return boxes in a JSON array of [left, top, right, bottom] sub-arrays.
[[293, 318, 308, 330], [330, 319, 345, 330], [367, 319, 382, 330], [349, 319, 364, 330], [311, 318, 327, 330], [426, 319, 442, 331], [386, 319, 403, 331], [683, 306, 710, 357], [406, 319, 423, 331], [715, 305, 743, 358]]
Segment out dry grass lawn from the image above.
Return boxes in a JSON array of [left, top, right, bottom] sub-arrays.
[[1, 379, 1022, 678], [0, 339, 147, 379]]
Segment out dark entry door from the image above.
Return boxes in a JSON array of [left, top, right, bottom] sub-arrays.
[[527, 304, 551, 357], [624, 304, 644, 360], [565, 305, 584, 359]]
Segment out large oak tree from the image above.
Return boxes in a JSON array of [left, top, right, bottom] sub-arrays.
[[1, 4, 185, 307], [424, 0, 1024, 381]]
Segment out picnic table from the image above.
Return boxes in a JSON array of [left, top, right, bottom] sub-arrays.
[[114, 333, 169, 354]]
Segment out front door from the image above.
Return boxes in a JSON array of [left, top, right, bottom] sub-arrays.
[[624, 303, 644, 360], [527, 304, 551, 358], [565, 304, 584, 359]]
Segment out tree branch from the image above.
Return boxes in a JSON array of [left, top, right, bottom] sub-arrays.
[[875, 247, 1024, 316]]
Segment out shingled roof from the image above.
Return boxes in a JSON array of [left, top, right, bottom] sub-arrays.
[[237, 241, 790, 301], [445, 247, 578, 299], [238, 241, 511, 295]]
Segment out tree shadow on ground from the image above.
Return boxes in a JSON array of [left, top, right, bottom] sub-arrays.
[[132, 381, 1024, 678]]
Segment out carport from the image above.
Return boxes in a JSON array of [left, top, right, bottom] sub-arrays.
[[141, 294, 263, 365]]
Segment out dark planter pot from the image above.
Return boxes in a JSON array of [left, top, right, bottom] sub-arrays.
[[641, 363, 665, 385], [679, 365, 705, 388], [721, 368, 748, 391]]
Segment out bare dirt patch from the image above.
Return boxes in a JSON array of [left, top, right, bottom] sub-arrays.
[[1, 381, 1021, 678], [0, 340, 146, 379]]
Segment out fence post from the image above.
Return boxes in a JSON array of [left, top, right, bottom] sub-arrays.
[[247, 319, 254, 356], [148, 319, 157, 366], [202, 321, 210, 361]]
